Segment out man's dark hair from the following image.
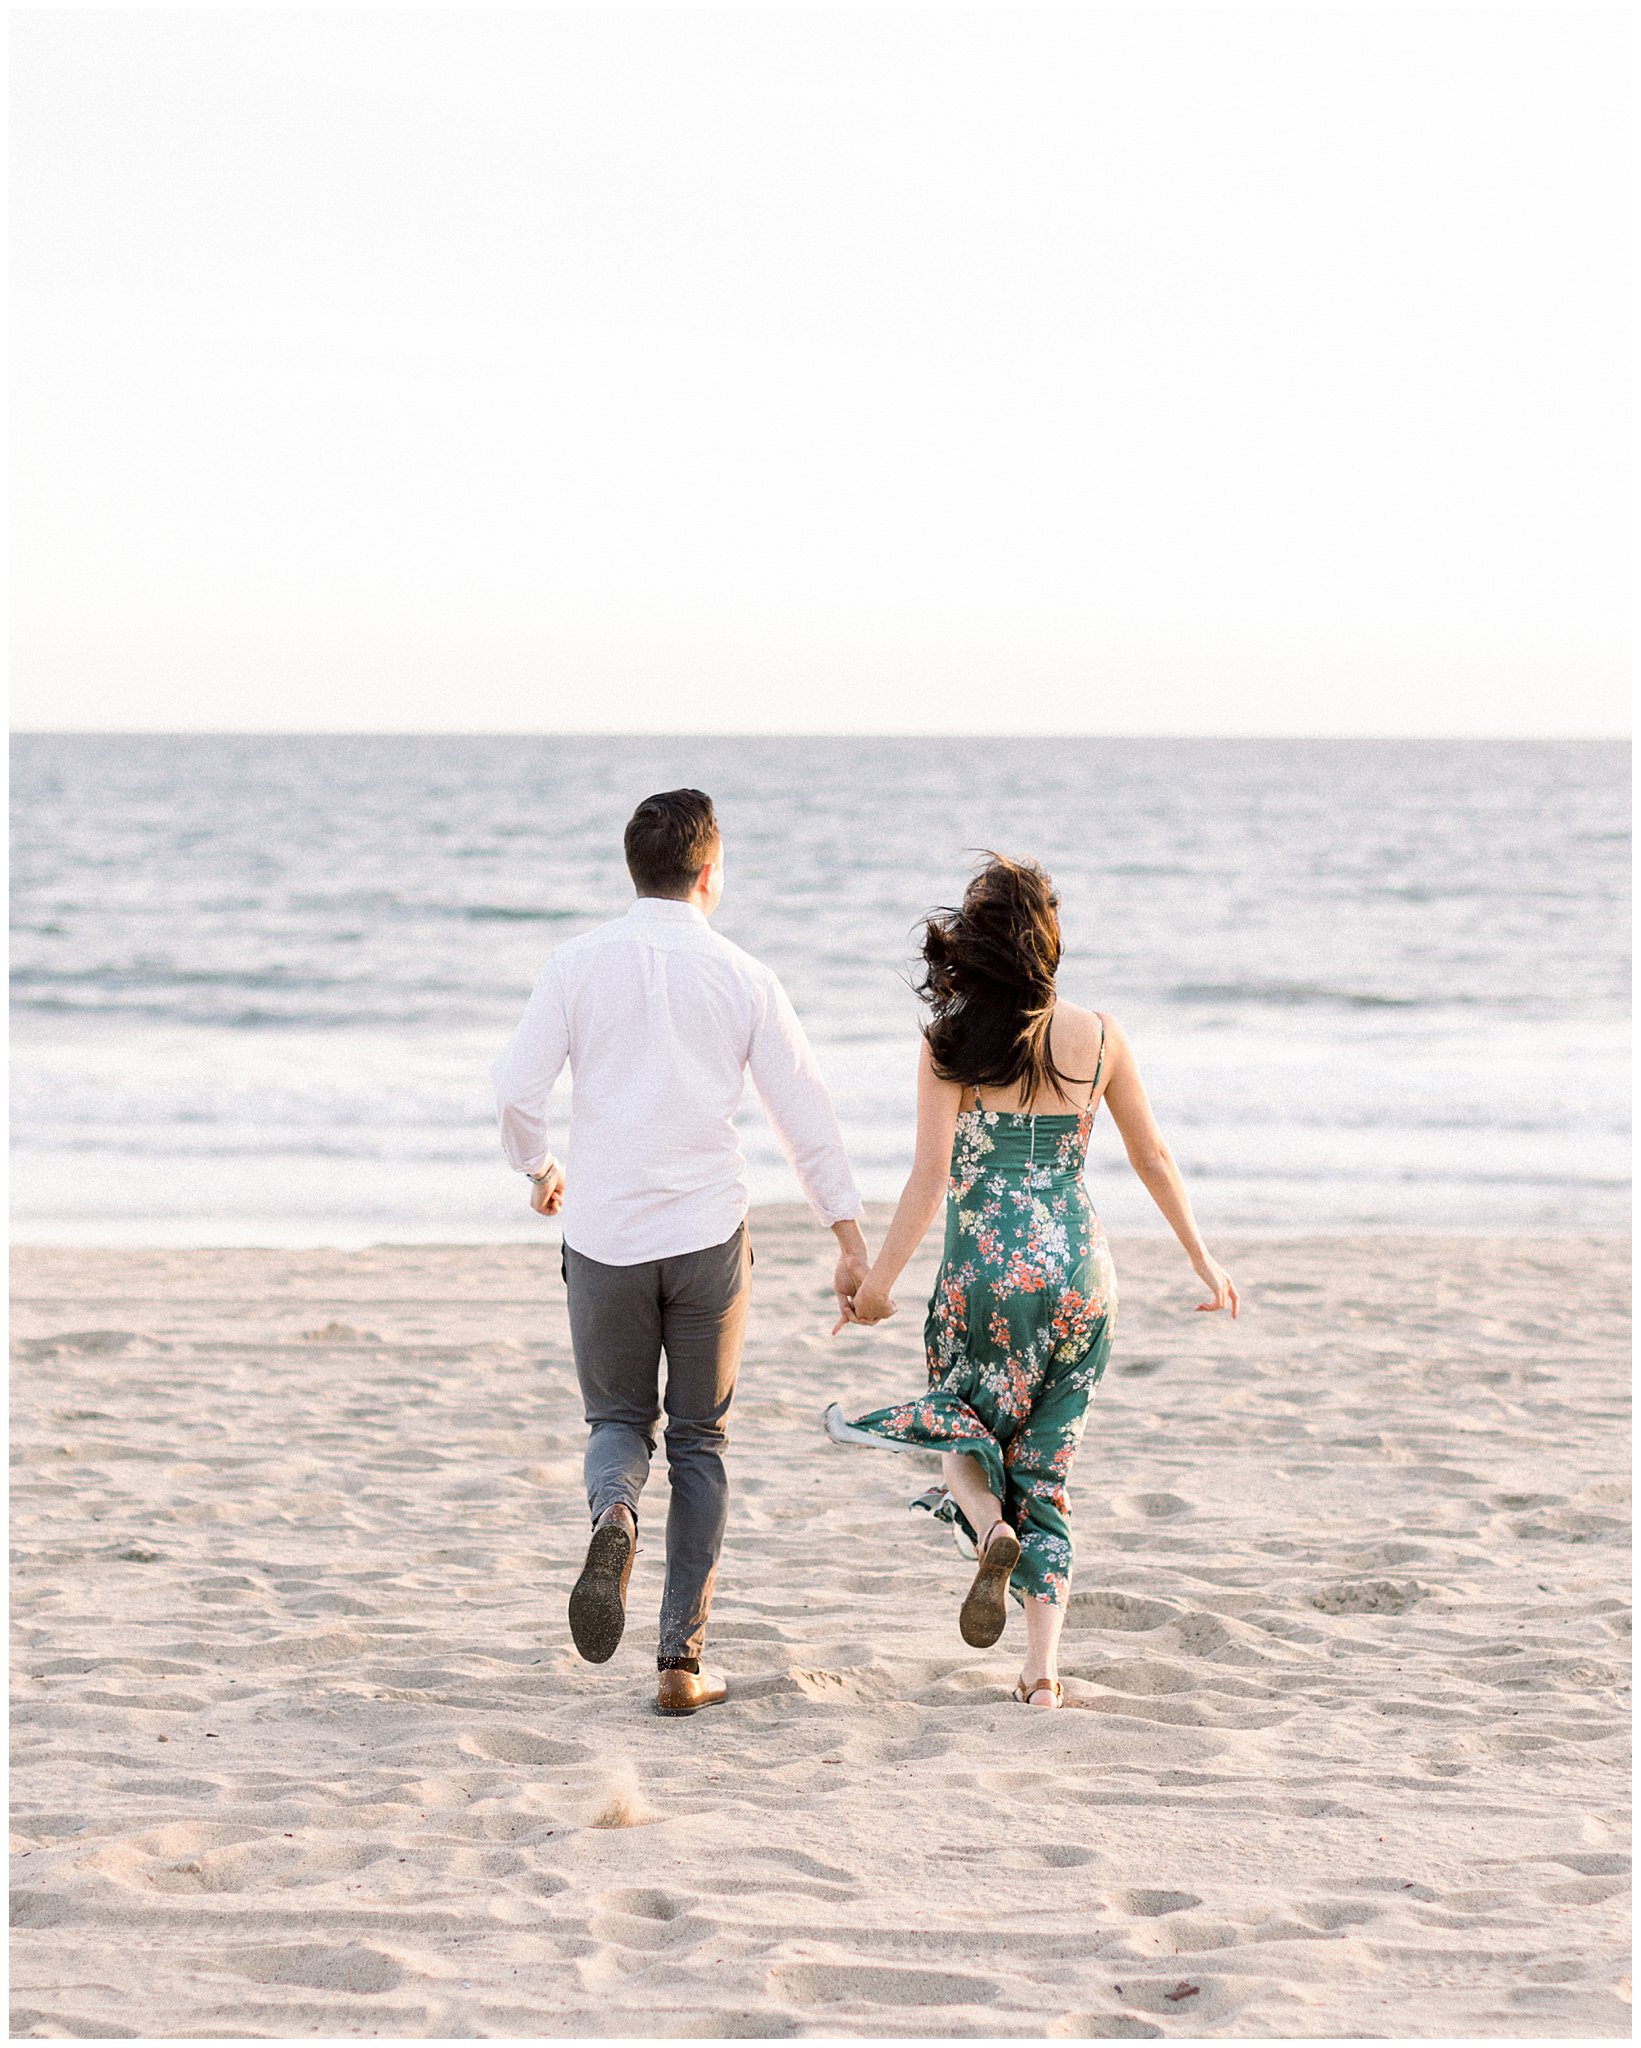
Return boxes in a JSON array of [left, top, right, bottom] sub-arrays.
[[624, 788, 721, 898]]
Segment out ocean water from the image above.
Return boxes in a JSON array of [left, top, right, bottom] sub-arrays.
[[10, 734, 1629, 1246]]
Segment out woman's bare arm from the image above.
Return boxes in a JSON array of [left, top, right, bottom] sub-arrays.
[[836, 1040, 961, 1329], [1100, 1016, 1239, 1316]]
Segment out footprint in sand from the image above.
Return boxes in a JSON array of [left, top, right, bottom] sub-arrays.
[[1106, 1974, 1236, 2022], [769, 1962, 1001, 2008], [96, 1833, 388, 1894], [1309, 1578, 1430, 1614], [215, 1941, 404, 1993], [1066, 1591, 1177, 1632], [1352, 1538, 1431, 1565], [1112, 1888, 1202, 1917], [1534, 1872, 1631, 1906], [1165, 1612, 1276, 1664], [740, 1845, 857, 1888], [667, 2013, 802, 2040], [1551, 1852, 1630, 1876], [589, 1887, 713, 1950], [1048, 2018, 1162, 2039], [10, 1889, 75, 1929], [457, 1727, 590, 1768], [595, 1887, 692, 1922], [1073, 1659, 1197, 1697], [1115, 1492, 1192, 1519], [1510, 1506, 1627, 1542], [1299, 1897, 1386, 1930]]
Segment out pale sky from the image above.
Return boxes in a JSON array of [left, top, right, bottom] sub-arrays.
[[10, 6, 1631, 735]]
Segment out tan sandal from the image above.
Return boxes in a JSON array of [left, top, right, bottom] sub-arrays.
[[959, 1517, 1021, 1648], [1012, 1676, 1063, 1708]]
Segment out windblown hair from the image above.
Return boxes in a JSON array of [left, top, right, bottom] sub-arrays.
[[917, 853, 1086, 1103], [624, 788, 720, 897]]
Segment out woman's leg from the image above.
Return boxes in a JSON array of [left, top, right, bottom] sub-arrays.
[[999, 1337, 1108, 1697], [1021, 1594, 1067, 1702], [942, 1450, 1008, 1552]]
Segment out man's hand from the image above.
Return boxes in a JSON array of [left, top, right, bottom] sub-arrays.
[[832, 1247, 869, 1326], [830, 1218, 870, 1330], [529, 1164, 565, 1216]]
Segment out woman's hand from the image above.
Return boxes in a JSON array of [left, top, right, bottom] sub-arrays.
[[1192, 1254, 1239, 1317], [835, 1275, 898, 1332]]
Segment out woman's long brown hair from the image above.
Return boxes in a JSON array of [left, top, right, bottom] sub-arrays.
[[916, 853, 1090, 1104]]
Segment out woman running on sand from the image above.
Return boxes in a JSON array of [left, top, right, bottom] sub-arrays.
[[827, 854, 1238, 1708]]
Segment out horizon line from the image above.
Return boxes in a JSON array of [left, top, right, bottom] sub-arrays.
[[10, 728, 1631, 743]]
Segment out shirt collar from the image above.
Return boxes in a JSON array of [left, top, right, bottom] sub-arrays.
[[626, 896, 708, 927]]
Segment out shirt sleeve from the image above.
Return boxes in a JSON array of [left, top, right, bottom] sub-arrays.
[[490, 953, 570, 1174], [745, 969, 863, 1226]]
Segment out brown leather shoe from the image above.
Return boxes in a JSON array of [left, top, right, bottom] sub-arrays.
[[568, 1509, 635, 1663], [655, 1666, 727, 1716]]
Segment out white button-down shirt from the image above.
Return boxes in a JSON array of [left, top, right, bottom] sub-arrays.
[[491, 897, 862, 1266]]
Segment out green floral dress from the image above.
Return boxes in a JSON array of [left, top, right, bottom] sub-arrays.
[[843, 1052, 1117, 1607]]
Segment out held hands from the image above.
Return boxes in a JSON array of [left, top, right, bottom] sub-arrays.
[[832, 1269, 897, 1334], [1193, 1253, 1239, 1317], [832, 1244, 869, 1328], [528, 1164, 565, 1216], [850, 1277, 898, 1327]]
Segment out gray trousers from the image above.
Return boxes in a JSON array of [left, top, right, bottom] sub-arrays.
[[562, 1223, 752, 1664]]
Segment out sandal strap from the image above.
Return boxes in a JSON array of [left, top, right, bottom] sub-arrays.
[[1014, 1676, 1062, 1704]]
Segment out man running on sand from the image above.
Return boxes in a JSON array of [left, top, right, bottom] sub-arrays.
[[492, 788, 868, 1715]]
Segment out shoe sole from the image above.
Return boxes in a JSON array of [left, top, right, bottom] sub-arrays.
[[569, 1522, 633, 1664], [959, 1530, 1021, 1647], [654, 1694, 726, 1717]]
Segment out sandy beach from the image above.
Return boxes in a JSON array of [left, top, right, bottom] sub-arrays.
[[9, 1219, 1630, 2039]]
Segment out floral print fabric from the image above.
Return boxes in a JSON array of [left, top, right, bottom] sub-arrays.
[[846, 1089, 1116, 1606]]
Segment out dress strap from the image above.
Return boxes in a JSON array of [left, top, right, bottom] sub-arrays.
[[1088, 1016, 1107, 1102]]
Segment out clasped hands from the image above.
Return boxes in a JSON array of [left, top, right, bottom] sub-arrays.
[[832, 1249, 896, 1335]]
